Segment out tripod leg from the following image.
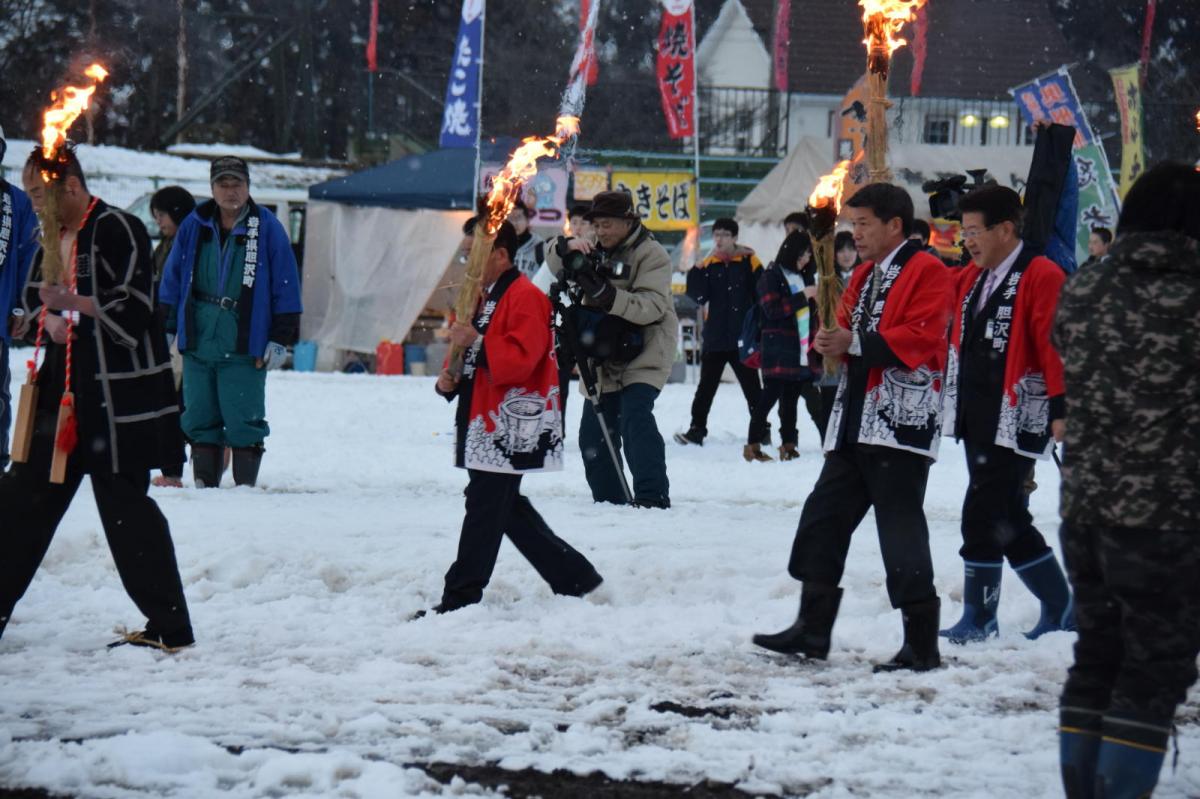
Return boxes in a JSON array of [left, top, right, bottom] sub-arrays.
[[586, 392, 634, 505]]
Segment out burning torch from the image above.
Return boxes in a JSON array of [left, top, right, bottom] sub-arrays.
[[10, 63, 108, 482], [805, 160, 850, 376], [860, 0, 925, 183], [449, 115, 581, 375], [35, 64, 108, 284]]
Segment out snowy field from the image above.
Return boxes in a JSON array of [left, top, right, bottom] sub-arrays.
[[2, 350, 1198, 798]]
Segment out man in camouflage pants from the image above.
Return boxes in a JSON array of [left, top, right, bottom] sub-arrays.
[[1053, 162, 1200, 799]]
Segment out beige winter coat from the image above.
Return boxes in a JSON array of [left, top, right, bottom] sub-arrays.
[[544, 224, 678, 392]]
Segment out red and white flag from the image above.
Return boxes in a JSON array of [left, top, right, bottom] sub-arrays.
[[656, 0, 695, 139], [561, 0, 602, 116]]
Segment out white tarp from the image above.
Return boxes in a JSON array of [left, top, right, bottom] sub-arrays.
[[735, 137, 1037, 262], [301, 201, 470, 355]]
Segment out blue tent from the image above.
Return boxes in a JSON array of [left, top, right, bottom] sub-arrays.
[[308, 141, 516, 210]]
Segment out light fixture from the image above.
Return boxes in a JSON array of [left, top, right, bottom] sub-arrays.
[[989, 114, 1010, 129], [960, 111, 981, 128]]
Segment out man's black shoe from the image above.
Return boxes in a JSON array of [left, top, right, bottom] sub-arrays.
[[673, 428, 705, 446], [633, 497, 671, 509], [873, 597, 942, 673], [108, 624, 194, 653], [752, 583, 842, 659]]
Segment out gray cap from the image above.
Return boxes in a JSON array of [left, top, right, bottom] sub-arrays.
[[210, 155, 250, 184]]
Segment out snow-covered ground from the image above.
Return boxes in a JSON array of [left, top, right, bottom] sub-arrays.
[[2, 351, 1197, 798]]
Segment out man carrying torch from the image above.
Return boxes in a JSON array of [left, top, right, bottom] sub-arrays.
[[422, 220, 603, 615], [0, 142, 192, 652], [753, 184, 953, 672]]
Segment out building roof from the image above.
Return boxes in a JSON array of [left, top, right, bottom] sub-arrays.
[[723, 0, 1104, 101]]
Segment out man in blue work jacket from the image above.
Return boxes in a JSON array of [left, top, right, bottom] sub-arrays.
[[159, 156, 302, 488], [0, 125, 40, 469]]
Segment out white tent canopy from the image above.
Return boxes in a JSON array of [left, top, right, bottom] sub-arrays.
[[300, 202, 469, 357], [735, 136, 1036, 261]]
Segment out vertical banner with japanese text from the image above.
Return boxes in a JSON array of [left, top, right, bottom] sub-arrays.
[[656, 0, 696, 139], [1010, 68, 1121, 262], [772, 0, 790, 92], [612, 170, 697, 231], [366, 0, 379, 72], [438, 0, 484, 149], [1108, 63, 1146, 197]]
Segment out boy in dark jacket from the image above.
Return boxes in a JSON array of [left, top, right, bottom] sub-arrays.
[[677, 218, 762, 446]]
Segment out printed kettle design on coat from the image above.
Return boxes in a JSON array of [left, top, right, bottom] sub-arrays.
[[464, 387, 564, 472]]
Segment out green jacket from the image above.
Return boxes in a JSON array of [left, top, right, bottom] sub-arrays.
[[1053, 231, 1200, 530]]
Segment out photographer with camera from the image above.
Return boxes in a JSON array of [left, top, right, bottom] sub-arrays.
[[543, 190, 677, 509]]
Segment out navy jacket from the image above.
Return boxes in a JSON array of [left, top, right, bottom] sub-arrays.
[[686, 247, 762, 352], [160, 199, 302, 358]]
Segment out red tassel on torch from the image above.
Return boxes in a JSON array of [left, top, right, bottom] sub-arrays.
[[55, 394, 78, 454]]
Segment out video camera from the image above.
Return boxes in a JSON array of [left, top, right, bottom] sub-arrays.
[[922, 168, 992, 221]]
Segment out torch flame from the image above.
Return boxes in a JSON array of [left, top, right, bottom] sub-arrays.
[[860, 0, 927, 61], [482, 114, 580, 234], [40, 63, 109, 162], [808, 160, 852, 213], [1195, 108, 1199, 132]]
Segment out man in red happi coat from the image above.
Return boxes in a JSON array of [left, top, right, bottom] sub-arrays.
[[423, 221, 603, 615], [939, 185, 1074, 644], [754, 183, 954, 672]]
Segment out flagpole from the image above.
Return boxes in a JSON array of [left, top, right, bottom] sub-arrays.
[[689, 0, 701, 216], [472, 0, 487, 204]]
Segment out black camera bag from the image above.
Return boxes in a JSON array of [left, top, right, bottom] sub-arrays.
[[568, 306, 645, 363]]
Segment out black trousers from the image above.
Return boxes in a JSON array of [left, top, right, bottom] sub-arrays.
[[0, 425, 192, 639], [1060, 521, 1200, 727], [749, 380, 801, 446], [442, 470, 603, 609], [689, 349, 761, 434], [959, 437, 1051, 565], [788, 444, 936, 608]]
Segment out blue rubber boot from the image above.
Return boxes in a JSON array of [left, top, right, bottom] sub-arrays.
[[939, 560, 1001, 644], [1014, 551, 1076, 639], [1094, 736, 1167, 798], [1060, 706, 1103, 799]]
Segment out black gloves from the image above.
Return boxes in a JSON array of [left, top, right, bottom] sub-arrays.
[[574, 266, 617, 310]]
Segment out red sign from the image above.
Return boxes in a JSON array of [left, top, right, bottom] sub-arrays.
[[656, 3, 696, 139], [366, 0, 379, 72], [772, 0, 790, 92]]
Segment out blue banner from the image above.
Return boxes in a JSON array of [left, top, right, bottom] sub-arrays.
[[1010, 68, 1121, 264], [439, 0, 484, 149]]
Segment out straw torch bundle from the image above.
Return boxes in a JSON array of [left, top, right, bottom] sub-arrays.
[[449, 115, 580, 375], [859, 0, 926, 183], [11, 63, 107, 483], [805, 160, 850, 376]]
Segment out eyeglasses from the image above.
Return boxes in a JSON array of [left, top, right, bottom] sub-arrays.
[[960, 224, 997, 240]]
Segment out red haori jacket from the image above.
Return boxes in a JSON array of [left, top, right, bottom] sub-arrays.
[[456, 272, 564, 474], [824, 247, 954, 459], [943, 254, 1066, 459]]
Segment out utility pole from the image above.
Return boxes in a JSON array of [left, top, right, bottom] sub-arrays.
[[177, 0, 188, 144]]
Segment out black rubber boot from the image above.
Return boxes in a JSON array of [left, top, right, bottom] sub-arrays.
[[874, 597, 942, 673], [232, 446, 264, 487], [752, 583, 843, 659], [191, 444, 223, 488]]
